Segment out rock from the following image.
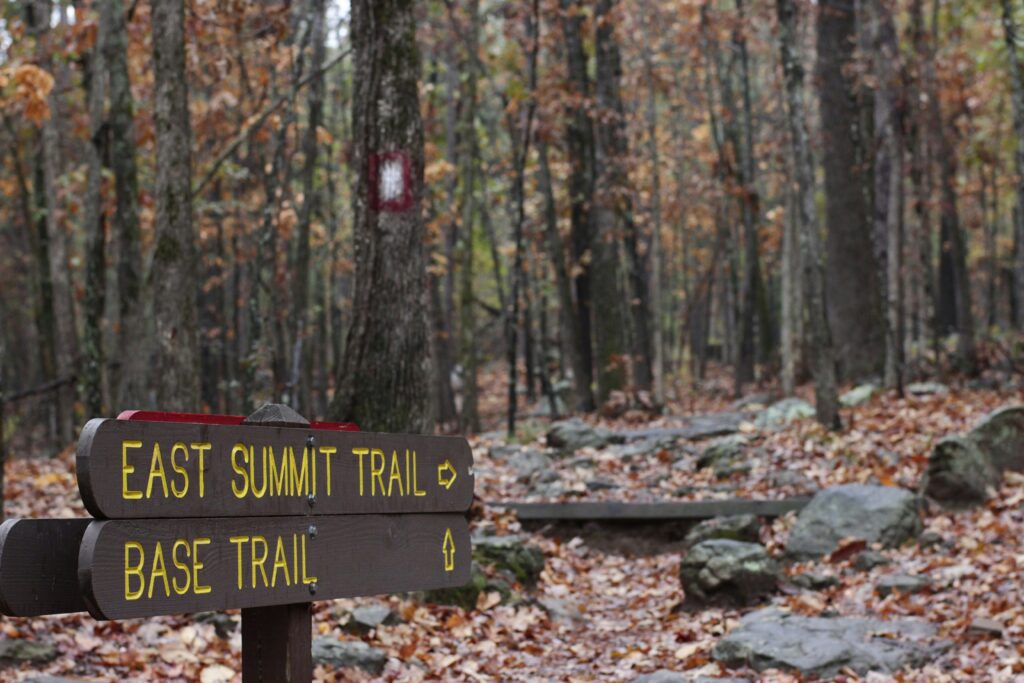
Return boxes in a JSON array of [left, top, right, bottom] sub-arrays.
[[969, 404, 1024, 472], [537, 596, 585, 625], [840, 383, 878, 407], [546, 418, 619, 451], [632, 672, 684, 683], [907, 381, 949, 396], [754, 398, 815, 430], [731, 392, 775, 410], [712, 608, 948, 676], [421, 561, 506, 609], [683, 515, 761, 549], [696, 435, 747, 470], [620, 412, 745, 441], [312, 638, 387, 675], [786, 484, 921, 559], [585, 477, 618, 492], [507, 449, 554, 480], [921, 436, 999, 508], [767, 470, 816, 492], [918, 531, 947, 548], [679, 540, 780, 606], [967, 617, 1003, 638], [608, 436, 677, 461], [876, 574, 931, 597], [789, 571, 840, 590], [473, 534, 546, 587], [195, 611, 238, 639], [341, 604, 399, 634], [0, 640, 57, 665], [852, 550, 892, 571]]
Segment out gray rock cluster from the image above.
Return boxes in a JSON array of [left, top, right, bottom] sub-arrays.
[[679, 539, 779, 606], [312, 637, 387, 675], [546, 418, 620, 451], [713, 608, 948, 676], [922, 405, 1024, 507], [786, 484, 921, 559]]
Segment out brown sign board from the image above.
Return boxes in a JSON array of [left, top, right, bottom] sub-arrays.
[[77, 418, 474, 519], [0, 518, 90, 616], [78, 513, 469, 620]]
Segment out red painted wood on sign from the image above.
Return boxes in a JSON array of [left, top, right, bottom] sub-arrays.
[[117, 410, 359, 432]]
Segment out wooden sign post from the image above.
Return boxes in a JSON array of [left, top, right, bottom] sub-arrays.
[[0, 404, 474, 681]]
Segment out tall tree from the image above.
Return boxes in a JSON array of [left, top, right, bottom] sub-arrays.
[[105, 0, 146, 410], [817, 0, 885, 380], [151, 0, 200, 410], [560, 0, 597, 411], [778, 0, 841, 429], [328, 0, 432, 433], [1004, 0, 1024, 329]]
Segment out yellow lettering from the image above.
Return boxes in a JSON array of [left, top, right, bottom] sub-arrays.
[[147, 541, 170, 599], [122, 441, 143, 500], [292, 533, 299, 585], [406, 449, 411, 495], [388, 450, 404, 497], [301, 534, 317, 585], [193, 538, 211, 594], [170, 443, 189, 499], [289, 447, 309, 496], [370, 448, 385, 496], [146, 444, 169, 499], [231, 444, 249, 498], [271, 536, 290, 587], [311, 446, 317, 497], [230, 536, 248, 590], [191, 442, 210, 498], [171, 539, 191, 595], [250, 536, 269, 588], [250, 446, 268, 498], [269, 446, 288, 496], [353, 448, 369, 496], [124, 541, 145, 600], [320, 446, 336, 496], [412, 450, 426, 497]]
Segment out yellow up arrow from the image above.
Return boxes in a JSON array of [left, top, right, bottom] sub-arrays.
[[442, 528, 455, 572], [437, 459, 457, 490]]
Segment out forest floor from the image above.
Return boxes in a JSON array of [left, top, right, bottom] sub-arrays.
[[2, 367, 1024, 681]]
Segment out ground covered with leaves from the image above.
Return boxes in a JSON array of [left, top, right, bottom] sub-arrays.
[[2, 378, 1023, 681]]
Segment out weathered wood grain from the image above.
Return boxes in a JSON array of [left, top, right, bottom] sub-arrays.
[[0, 518, 90, 616], [78, 514, 470, 620], [77, 418, 474, 518]]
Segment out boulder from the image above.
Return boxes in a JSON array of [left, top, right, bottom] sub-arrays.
[[341, 604, 399, 634], [969, 404, 1024, 472], [473, 534, 545, 587], [421, 561, 514, 609], [907, 381, 949, 396], [696, 435, 747, 471], [921, 436, 999, 508], [713, 608, 948, 677], [840, 384, 878, 407], [537, 597, 585, 626], [789, 571, 840, 590], [546, 418, 619, 451], [0, 639, 57, 665], [754, 398, 815, 431], [876, 574, 931, 597], [311, 638, 387, 675], [852, 550, 892, 571], [502, 448, 554, 481], [683, 514, 761, 549], [679, 540, 780, 606], [786, 484, 921, 559]]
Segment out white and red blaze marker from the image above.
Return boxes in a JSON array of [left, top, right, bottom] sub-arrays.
[[368, 151, 414, 212]]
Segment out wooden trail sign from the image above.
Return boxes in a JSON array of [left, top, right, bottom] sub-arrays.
[[77, 417, 474, 518], [0, 404, 475, 681], [79, 513, 469, 620]]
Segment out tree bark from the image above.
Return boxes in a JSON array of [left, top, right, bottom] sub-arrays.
[[1003, 0, 1024, 330], [778, 0, 841, 429], [151, 0, 201, 410], [560, 0, 597, 411], [327, 0, 432, 433], [817, 0, 884, 381]]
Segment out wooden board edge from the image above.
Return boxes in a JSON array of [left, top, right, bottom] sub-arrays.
[[75, 418, 109, 519], [0, 518, 21, 616], [77, 520, 111, 620]]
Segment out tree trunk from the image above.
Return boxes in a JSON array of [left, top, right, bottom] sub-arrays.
[[290, 0, 327, 417], [83, 5, 109, 416], [1003, 0, 1024, 330], [778, 0, 841, 429], [151, 0, 200, 410], [817, 0, 884, 381], [560, 0, 596, 411], [328, 0, 432, 433]]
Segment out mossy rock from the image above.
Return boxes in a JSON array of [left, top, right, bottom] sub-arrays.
[[683, 514, 761, 549], [472, 534, 545, 588], [420, 562, 514, 609], [969, 405, 1024, 473], [921, 435, 999, 508]]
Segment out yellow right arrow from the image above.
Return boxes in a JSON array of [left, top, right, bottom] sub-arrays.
[[442, 528, 455, 572], [437, 459, 457, 489]]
